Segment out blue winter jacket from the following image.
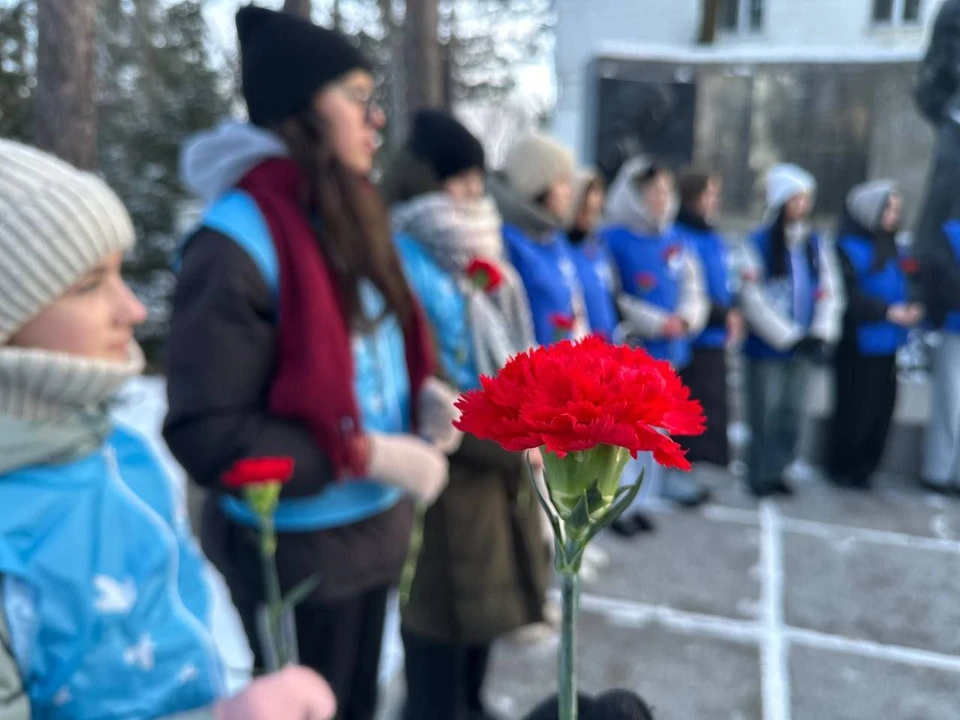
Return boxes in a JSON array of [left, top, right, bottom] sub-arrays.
[[837, 234, 910, 355], [503, 224, 583, 345], [602, 225, 694, 367], [569, 235, 620, 341], [675, 221, 734, 350]]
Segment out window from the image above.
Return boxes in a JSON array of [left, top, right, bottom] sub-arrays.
[[718, 0, 763, 34], [873, 0, 922, 25]]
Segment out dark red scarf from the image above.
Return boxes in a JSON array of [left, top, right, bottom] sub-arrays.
[[237, 158, 434, 477]]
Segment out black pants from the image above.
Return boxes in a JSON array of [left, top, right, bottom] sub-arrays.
[[828, 349, 898, 485], [401, 628, 491, 720], [680, 347, 730, 467], [233, 583, 389, 720]]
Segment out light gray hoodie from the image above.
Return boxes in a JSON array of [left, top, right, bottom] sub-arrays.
[[180, 121, 289, 204]]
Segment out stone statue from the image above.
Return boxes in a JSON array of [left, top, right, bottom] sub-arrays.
[[915, 0, 960, 321]]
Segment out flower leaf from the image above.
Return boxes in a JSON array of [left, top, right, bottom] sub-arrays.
[[281, 575, 321, 613], [526, 459, 565, 546]]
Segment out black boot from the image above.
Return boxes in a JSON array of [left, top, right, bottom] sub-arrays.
[[610, 511, 656, 537]]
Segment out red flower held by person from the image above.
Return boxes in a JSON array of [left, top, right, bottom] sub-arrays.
[[454, 336, 705, 470], [465, 258, 504, 293], [223, 457, 295, 489], [635, 271, 658, 292], [662, 244, 682, 263], [549, 312, 576, 332], [900, 257, 920, 275]]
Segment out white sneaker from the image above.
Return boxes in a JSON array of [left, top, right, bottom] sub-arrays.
[[582, 544, 610, 570], [508, 622, 557, 646]]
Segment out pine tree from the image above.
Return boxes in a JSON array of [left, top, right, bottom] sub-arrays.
[[0, 0, 34, 141], [97, 0, 230, 364]]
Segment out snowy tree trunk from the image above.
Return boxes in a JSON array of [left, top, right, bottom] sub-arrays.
[[404, 0, 444, 112], [35, 0, 96, 169]]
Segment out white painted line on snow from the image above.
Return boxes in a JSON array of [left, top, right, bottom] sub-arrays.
[[779, 517, 960, 555], [787, 627, 960, 674], [759, 501, 790, 720], [703, 505, 759, 526], [573, 592, 760, 644], [704, 504, 960, 555], [567, 588, 960, 675]]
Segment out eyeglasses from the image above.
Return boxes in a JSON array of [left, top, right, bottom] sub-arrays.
[[336, 85, 380, 125]]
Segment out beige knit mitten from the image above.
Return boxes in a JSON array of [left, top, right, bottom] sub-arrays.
[[417, 376, 464, 454], [367, 431, 450, 504]]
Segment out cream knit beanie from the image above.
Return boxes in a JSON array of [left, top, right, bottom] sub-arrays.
[[502, 133, 575, 203], [0, 140, 135, 343]]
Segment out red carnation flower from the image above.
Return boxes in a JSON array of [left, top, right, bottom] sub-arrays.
[[223, 457, 295, 489], [549, 313, 576, 331], [900, 257, 920, 275], [466, 258, 504, 292], [663, 245, 682, 262], [454, 336, 705, 470], [635, 271, 658, 292]]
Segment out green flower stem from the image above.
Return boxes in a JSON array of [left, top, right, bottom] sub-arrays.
[[559, 570, 580, 720], [398, 502, 427, 609], [260, 513, 287, 669]]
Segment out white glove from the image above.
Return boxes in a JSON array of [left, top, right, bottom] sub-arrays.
[[417, 376, 464, 454], [367, 431, 450, 504], [213, 666, 336, 720]]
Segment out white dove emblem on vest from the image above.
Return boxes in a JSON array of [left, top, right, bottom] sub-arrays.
[[93, 575, 137, 615]]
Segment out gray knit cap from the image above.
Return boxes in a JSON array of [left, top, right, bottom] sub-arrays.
[[0, 140, 135, 343], [846, 180, 898, 232], [502, 133, 575, 203]]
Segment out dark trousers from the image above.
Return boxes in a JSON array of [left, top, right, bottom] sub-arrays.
[[233, 583, 389, 720], [828, 350, 898, 485], [401, 628, 491, 720], [681, 347, 730, 467]]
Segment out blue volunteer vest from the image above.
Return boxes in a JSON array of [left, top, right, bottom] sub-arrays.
[[744, 226, 822, 360], [0, 427, 224, 719], [570, 236, 620, 341], [503, 224, 582, 345], [396, 234, 480, 391], [178, 190, 410, 532], [838, 234, 909, 356], [675, 222, 733, 350], [602, 225, 692, 367]]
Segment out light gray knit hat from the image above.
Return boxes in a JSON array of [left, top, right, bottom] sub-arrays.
[[0, 139, 135, 343], [502, 133, 575, 203], [846, 180, 898, 232]]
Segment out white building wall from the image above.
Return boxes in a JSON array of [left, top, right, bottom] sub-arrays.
[[553, 0, 946, 156]]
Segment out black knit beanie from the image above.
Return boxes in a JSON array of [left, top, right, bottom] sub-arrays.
[[236, 5, 372, 127], [408, 110, 486, 181]]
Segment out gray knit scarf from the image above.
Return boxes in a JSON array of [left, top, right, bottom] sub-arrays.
[[393, 193, 536, 378]]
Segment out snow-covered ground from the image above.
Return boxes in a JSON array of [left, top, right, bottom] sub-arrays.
[[113, 377, 405, 692]]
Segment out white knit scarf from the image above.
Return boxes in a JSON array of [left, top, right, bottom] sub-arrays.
[[393, 193, 536, 378]]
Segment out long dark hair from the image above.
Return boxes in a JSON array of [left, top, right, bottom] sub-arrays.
[[836, 193, 897, 271], [676, 169, 717, 231], [766, 206, 818, 279], [273, 109, 415, 330]]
